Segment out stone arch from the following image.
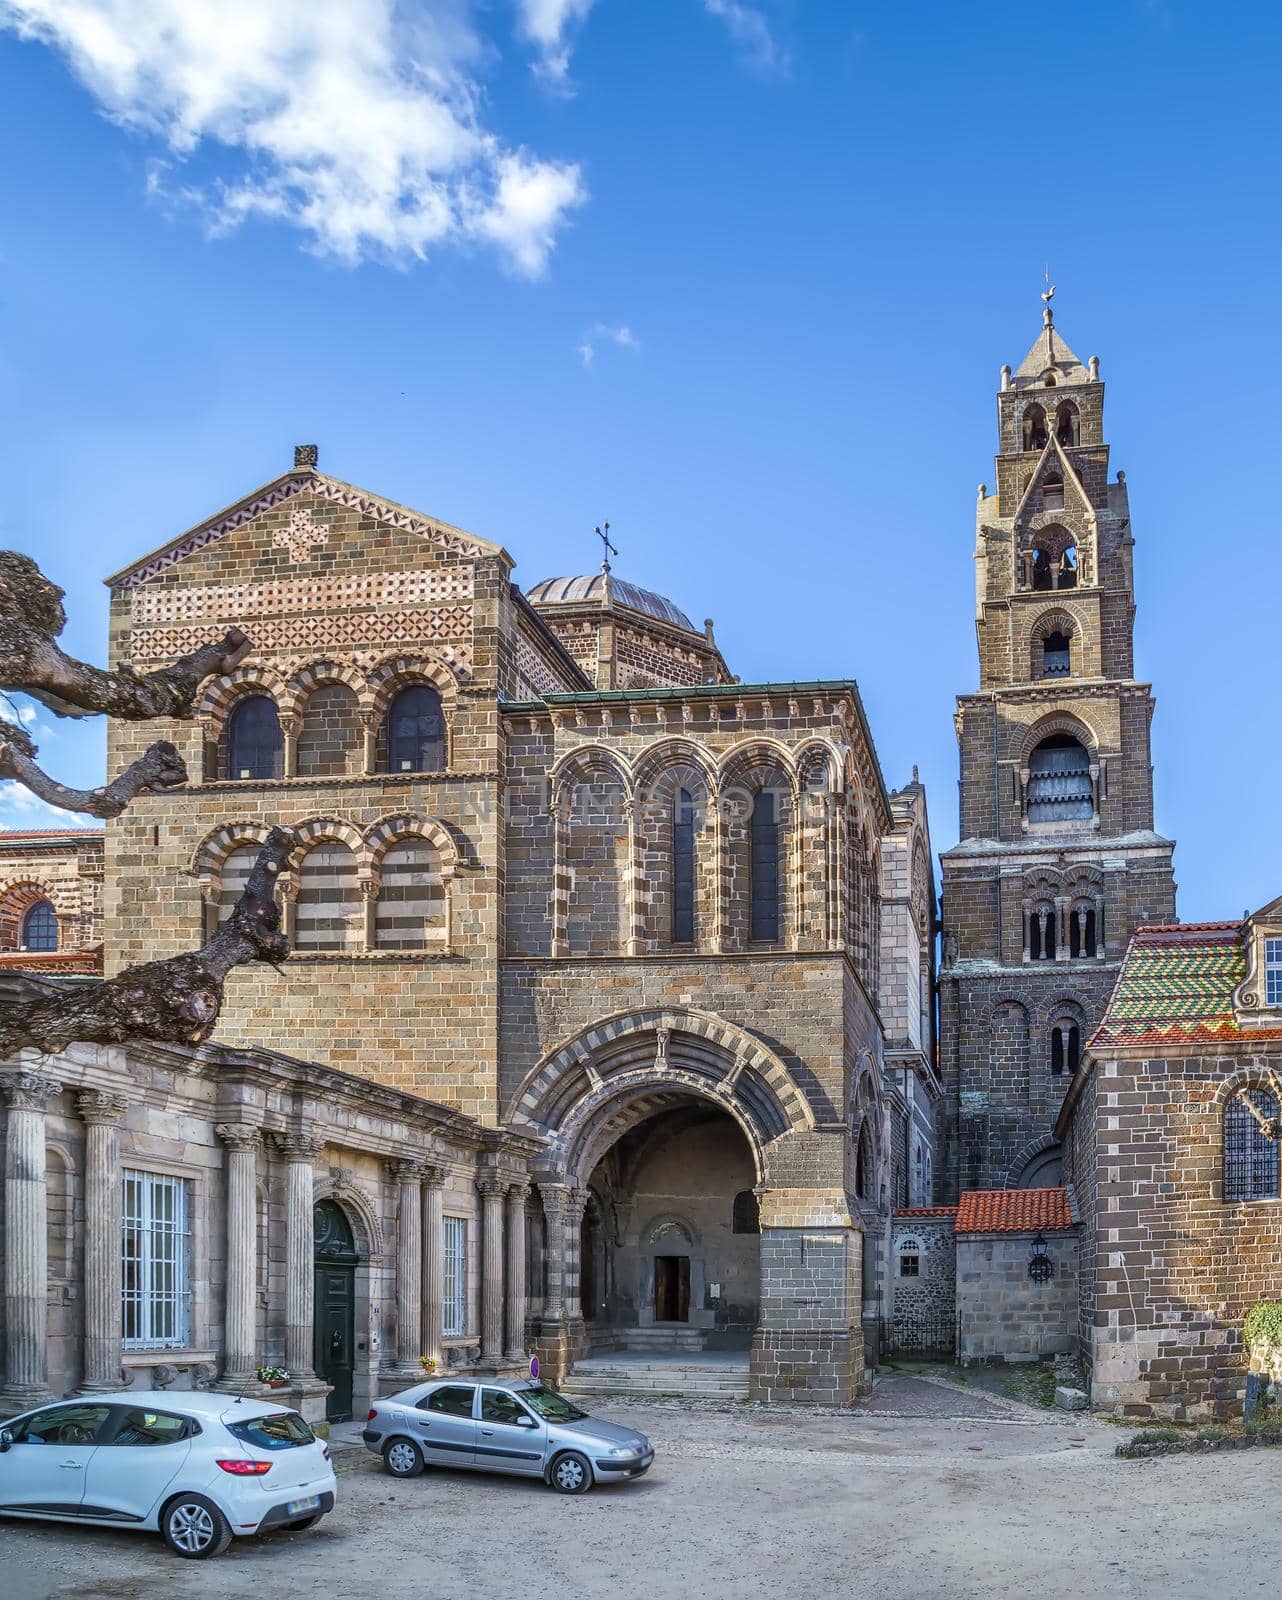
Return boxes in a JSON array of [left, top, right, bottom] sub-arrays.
[[196, 665, 288, 736], [549, 743, 634, 798], [190, 821, 275, 883], [717, 741, 797, 950], [717, 737, 798, 796], [639, 1210, 702, 1250], [631, 737, 717, 796], [312, 1178, 384, 1261], [367, 653, 460, 718], [0, 880, 68, 949], [508, 1006, 815, 1184], [1029, 606, 1083, 679], [291, 816, 367, 861], [990, 998, 1032, 1099], [1005, 1134, 1063, 1189], [366, 814, 458, 878], [551, 746, 634, 956], [1211, 1065, 1282, 1110], [1019, 709, 1099, 766], [366, 814, 456, 951], [281, 659, 367, 724], [632, 742, 714, 951]]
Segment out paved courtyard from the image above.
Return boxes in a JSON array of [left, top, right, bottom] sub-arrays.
[[4, 1377, 1278, 1600]]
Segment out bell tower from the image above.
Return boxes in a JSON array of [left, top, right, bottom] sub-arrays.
[[937, 293, 1177, 1197]]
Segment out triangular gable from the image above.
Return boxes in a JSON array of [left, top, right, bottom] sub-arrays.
[[1249, 892, 1282, 924], [1012, 435, 1094, 526], [105, 468, 506, 590], [1013, 322, 1090, 384]]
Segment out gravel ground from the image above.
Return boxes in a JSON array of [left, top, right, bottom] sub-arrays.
[[3, 1384, 1278, 1600]]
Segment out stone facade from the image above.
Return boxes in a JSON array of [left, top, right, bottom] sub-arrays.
[[887, 1211, 956, 1354], [1060, 907, 1282, 1419], [955, 1231, 1078, 1362], [0, 447, 945, 1408], [0, 829, 104, 976], [939, 309, 1177, 1198]]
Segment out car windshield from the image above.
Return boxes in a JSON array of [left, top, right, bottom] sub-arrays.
[[518, 1386, 587, 1422], [225, 1411, 315, 1450]]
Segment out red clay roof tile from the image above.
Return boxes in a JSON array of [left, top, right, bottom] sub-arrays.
[[954, 1188, 1074, 1233]]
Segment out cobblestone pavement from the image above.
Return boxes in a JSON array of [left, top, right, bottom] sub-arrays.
[[4, 1393, 1278, 1600]]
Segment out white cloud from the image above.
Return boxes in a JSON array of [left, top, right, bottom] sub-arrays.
[[514, 0, 595, 86], [0, 782, 97, 831], [703, 0, 788, 76], [577, 322, 640, 367], [0, 0, 587, 273]]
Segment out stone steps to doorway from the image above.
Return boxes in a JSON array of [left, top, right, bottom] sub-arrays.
[[563, 1357, 750, 1401]]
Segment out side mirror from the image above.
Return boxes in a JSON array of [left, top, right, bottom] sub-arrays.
[[0, 1429, 13, 1453], [516, 1415, 538, 1428]]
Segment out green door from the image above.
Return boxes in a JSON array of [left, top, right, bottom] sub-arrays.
[[313, 1200, 358, 1422]]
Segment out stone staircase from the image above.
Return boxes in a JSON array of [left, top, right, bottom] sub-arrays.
[[562, 1353, 750, 1401]]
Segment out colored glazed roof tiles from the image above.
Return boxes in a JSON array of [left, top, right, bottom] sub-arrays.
[[1091, 921, 1282, 1048], [954, 1188, 1074, 1234]]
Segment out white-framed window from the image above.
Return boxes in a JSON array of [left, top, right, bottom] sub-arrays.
[[122, 1170, 191, 1349], [443, 1216, 467, 1337], [1266, 938, 1282, 1007], [896, 1235, 923, 1278]]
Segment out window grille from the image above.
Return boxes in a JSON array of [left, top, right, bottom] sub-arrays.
[[672, 788, 696, 944], [21, 900, 58, 952], [122, 1171, 191, 1349], [443, 1216, 467, 1337], [227, 695, 283, 780], [1266, 939, 1282, 1007], [749, 789, 780, 943], [1224, 1091, 1281, 1202]]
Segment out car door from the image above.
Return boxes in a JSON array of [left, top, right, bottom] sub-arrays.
[[80, 1405, 194, 1522], [477, 1388, 546, 1477], [0, 1402, 113, 1515], [410, 1383, 477, 1468]]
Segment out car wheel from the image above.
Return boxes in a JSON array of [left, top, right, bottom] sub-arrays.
[[383, 1437, 425, 1478], [284, 1513, 323, 1531], [161, 1493, 233, 1559], [549, 1451, 593, 1495]]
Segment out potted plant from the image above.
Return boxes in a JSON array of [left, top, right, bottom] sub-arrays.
[[417, 1356, 437, 1374], [256, 1364, 289, 1390]]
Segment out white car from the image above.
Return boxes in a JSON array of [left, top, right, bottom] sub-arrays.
[[0, 1390, 337, 1559]]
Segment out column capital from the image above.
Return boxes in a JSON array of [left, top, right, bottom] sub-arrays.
[[506, 1180, 532, 1207], [476, 1175, 507, 1199], [537, 1180, 572, 1221], [76, 1089, 129, 1126], [273, 1130, 325, 1161], [389, 1158, 427, 1183], [2, 1072, 60, 1111], [567, 1185, 590, 1223], [215, 1121, 262, 1152], [420, 1162, 449, 1190]]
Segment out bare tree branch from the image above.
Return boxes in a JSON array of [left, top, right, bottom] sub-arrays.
[[0, 722, 187, 819], [0, 828, 295, 1058], [0, 550, 250, 721]]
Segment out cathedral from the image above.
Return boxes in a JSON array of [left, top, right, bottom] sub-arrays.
[[3, 299, 1276, 1424]]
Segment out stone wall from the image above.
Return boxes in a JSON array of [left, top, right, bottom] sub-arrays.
[[0, 832, 104, 956], [956, 1231, 1078, 1361], [887, 1214, 956, 1353]]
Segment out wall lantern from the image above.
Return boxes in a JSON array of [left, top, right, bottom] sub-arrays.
[[1028, 1231, 1054, 1283]]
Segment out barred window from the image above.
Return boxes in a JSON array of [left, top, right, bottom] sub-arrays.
[[443, 1216, 467, 1337], [21, 900, 58, 952], [122, 1171, 191, 1349], [1266, 939, 1282, 1008], [1224, 1090, 1281, 1203], [671, 788, 696, 945], [749, 789, 780, 943]]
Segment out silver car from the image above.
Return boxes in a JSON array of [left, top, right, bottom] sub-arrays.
[[362, 1378, 653, 1495]]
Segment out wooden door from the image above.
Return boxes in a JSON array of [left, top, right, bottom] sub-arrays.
[[654, 1255, 690, 1323], [313, 1199, 358, 1422]]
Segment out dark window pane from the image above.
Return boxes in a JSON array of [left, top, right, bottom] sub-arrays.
[[108, 1408, 191, 1446], [227, 695, 283, 781], [226, 1413, 315, 1450], [385, 685, 445, 773], [1026, 735, 1093, 825], [21, 901, 58, 952], [1225, 1091, 1281, 1203], [750, 790, 779, 942], [424, 1384, 475, 1418], [672, 787, 695, 944]]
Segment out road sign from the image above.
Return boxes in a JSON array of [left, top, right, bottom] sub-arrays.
[[529, 1354, 540, 1380]]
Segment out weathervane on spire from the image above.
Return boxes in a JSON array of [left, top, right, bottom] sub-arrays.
[[1041, 267, 1056, 325], [595, 521, 618, 575]]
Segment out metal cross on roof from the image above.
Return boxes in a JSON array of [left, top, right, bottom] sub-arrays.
[[595, 521, 618, 574]]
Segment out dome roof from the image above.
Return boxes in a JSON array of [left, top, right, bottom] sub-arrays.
[[525, 574, 697, 633]]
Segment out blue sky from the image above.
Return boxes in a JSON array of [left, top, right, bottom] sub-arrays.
[[0, 0, 1277, 920]]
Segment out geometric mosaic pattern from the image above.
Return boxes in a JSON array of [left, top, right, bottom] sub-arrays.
[[131, 567, 473, 626], [128, 605, 473, 666]]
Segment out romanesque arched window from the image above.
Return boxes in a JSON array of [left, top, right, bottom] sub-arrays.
[[374, 837, 446, 950], [1028, 901, 1057, 960], [295, 840, 362, 952], [1224, 1088, 1282, 1202], [384, 684, 445, 774], [855, 1120, 874, 1201], [1023, 403, 1048, 452], [1068, 902, 1098, 958], [1042, 631, 1071, 677], [672, 787, 696, 945], [226, 694, 283, 781], [1055, 399, 1079, 446], [1050, 1023, 1081, 1076], [732, 1190, 760, 1234], [21, 899, 58, 952], [750, 789, 780, 943], [1026, 735, 1093, 825]]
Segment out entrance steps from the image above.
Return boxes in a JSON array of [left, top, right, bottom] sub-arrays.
[[563, 1354, 750, 1401], [620, 1327, 706, 1354]]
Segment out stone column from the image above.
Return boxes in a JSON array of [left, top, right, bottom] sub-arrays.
[[391, 1160, 424, 1372], [564, 1187, 589, 1355], [216, 1123, 260, 1387], [421, 1164, 447, 1365], [477, 1177, 506, 1369], [77, 1090, 129, 1394], [1, 1072, 60, 1409], [274, 1132, 324, 1382], [504, 1182, 530, 1362], [538, 1183, 570, 1328]]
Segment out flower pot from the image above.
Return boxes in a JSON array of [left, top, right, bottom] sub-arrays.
[[266, 1379, 286, 1389]]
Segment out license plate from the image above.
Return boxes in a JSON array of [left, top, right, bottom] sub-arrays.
[[286, 1496, 321, 1516]]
